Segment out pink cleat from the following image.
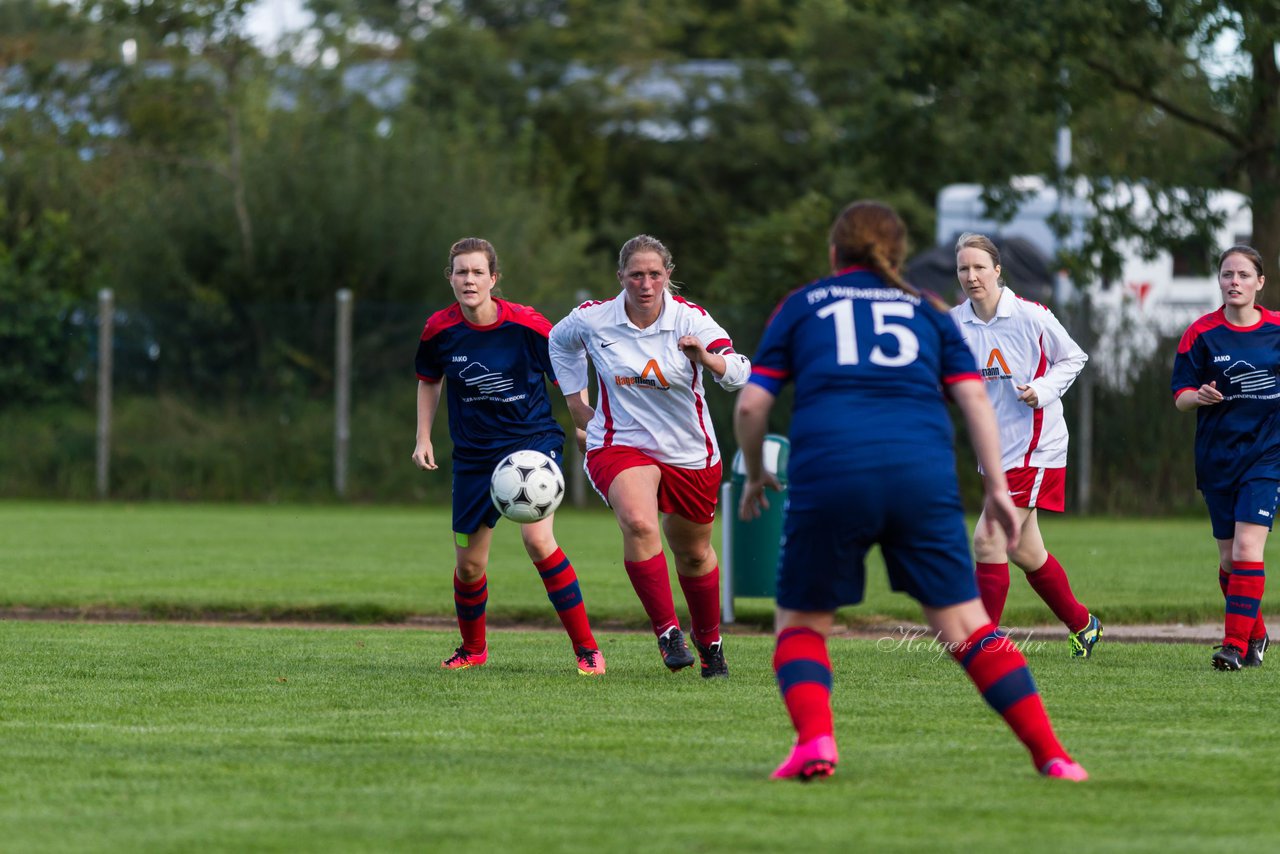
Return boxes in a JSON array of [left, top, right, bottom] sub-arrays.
[[575, 646, 606, 676], [441, 645, 488, 670], [771, 735, 839, 781], [1041, 758, 1089, 781]]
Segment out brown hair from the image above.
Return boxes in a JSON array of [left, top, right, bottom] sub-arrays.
[[829, 200, 947, 311], [1219, 244, 1265, 277], [955, 232, 1006, 287], [444, 237, 500, 279]]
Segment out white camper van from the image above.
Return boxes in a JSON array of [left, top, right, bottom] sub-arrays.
[[936, 177, 1252, 337]]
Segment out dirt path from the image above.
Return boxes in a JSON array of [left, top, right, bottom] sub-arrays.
[[0, 607, 1222, 643]]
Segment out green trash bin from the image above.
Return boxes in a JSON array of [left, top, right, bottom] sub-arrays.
[[721, 434, 789, 622]]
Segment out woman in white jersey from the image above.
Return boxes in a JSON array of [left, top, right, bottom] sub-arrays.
[[950, 233, 1103, 657], [549, 235, 751, 677]]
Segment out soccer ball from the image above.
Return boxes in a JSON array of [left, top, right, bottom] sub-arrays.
[[489, 450, 566, 524]]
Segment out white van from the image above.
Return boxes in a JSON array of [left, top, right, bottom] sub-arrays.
[[936, 177, 1252, 338]]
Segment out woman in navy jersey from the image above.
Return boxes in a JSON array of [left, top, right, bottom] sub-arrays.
[[549, 235, 751, 678], [412, 237, 604, 676], [735, 201, 1086, 782], [1172, 244, 1278, 671], [951, 233, 1102, 658]]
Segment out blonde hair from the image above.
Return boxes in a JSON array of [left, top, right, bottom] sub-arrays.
[[617, 234, 681, 291], [955, 232, 1005, 287]]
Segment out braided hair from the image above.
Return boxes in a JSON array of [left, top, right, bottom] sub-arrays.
[[829, 201, 949, 312]]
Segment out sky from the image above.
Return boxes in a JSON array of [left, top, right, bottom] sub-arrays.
[[243, 0, 313, 50]]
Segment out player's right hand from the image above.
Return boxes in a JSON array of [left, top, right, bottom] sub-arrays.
[[738, 472, 782, 521], [412, 442, 438, 470], [1197, 381, 1224, 406]]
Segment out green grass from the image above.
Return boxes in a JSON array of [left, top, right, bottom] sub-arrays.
[[0, 622, 1275, 853], [0, 501, 1260, 628]]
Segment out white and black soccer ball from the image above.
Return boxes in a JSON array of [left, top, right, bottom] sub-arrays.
[[489, 450, 566, 524]]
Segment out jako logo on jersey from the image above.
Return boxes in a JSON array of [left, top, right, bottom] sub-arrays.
[[1225, 360, 1277, 393], [615, 360, 671, 390], [981, 348, 1013, 380], [1213, 354, 1230, 363], [458, 361, 516, 394]]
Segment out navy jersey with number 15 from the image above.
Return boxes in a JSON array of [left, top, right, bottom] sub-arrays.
[[415, 298, 565, 468], [749, 267, 980, 511]]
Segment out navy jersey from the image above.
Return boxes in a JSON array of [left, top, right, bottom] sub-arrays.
[[1171, 307, 1280, 491], [415, 298, 565, 467], [749, 267, 980, 511]]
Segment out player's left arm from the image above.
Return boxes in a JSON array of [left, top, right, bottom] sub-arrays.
[[1021, 309, 1088, 409]]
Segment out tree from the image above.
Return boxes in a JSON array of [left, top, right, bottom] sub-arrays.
[[947, 0, 1278, 287]]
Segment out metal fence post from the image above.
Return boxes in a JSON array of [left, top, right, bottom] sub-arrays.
[[95, 288, 114, 499], [334, 289, 353, 498]]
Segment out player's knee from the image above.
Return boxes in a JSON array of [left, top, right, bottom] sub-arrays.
[[520, 529, 557, 560], [454, 558, 486, 582], [616, 511, 659, 544], [1009, 544, 1047, 572], [971, 528, 1004, 562], [670, 541, 713, 571]]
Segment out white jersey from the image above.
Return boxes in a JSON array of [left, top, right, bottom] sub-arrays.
[[950, 287, 1087, 473], [549, 290, 750, 468]]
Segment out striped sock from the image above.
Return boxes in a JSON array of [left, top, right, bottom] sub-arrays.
[[453, 571, 488, 653], [951, 623, 1068, 771], [1225, 561, 1265, 651], [624, 553, 679, 636], [677, 567, 722, 647], [1025, 554, 1090, 633], [1221, 565, 1267, 642], [534, 548, 597, 650], [773, 627, 833, 743], [976, 562, 1011, 625]]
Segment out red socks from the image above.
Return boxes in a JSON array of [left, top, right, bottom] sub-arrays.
[[677, 567, 722, 647], [534, 548, 597, 650], [1025, 554, 1090, 633], [624, 553, 679, 636], [774, 627, 833, 743], [951, 623, 1069, 771], [1221, 565, 1267, 643], [1224, 561, 1266, 651], [453, 571, 488, 653], [976, 562, 1011, 625]]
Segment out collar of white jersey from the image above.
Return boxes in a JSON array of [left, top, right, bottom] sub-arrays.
[[611, 288, 678, 331], [960, 286, 1019, 323]]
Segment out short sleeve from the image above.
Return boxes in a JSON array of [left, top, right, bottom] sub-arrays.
[[748, 295, 797, 396]]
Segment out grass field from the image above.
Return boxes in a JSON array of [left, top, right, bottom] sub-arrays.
[[0, 622, 1276, 853], [2, 501, 1278, 852], [0, 501, 1258, 627]]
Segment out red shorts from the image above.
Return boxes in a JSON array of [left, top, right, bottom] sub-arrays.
[[585, 446, 722, 524], [1003, 466, 1066, 511]]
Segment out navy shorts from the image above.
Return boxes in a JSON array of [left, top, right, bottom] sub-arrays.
[[452, 435, 566, 535], [775, 465, 977, 611], [1202, 479, 1280, 540]]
